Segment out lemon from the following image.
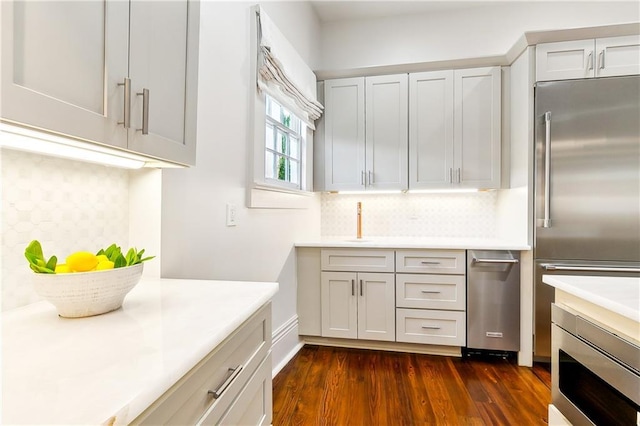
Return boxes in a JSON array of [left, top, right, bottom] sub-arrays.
[[55, 264, 72, 274], [95, 260, 115, 271], [66, 251, 99, 272], [96, 254, 109, 263]]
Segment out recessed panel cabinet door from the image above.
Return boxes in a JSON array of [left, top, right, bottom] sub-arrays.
[[357, 273, 395, 342], [1, 0, 128, 148], [595, 35, 640, 78], [321, 272, 358, 339], [127, 0, 199, 165]]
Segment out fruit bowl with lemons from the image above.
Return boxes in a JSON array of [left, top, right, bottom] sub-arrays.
[[25, 240, 154, 318]]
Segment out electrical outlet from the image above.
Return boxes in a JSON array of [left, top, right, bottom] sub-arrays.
[[226, 203, 237, 227]]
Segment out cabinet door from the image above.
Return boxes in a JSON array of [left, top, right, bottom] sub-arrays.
[[321, 272, 358, 339], [454, 67, 501, 189], [1, 0, 128, 148], [323, 78, 366, 191], [357, 273, 395, 341], [127, 0, 199, 165], [535, 39, 596, 82], [365, 74, 408, 190], [595, 35, 640, 78], [409, 71, 454, 189]]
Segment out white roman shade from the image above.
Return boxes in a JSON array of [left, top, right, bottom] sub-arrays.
[[255, 6, 323, 126]]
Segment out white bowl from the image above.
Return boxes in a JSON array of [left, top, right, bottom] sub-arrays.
[[33, 263, 144, 318]]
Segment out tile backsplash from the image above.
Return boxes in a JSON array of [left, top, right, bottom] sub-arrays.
[[1, 149, 129, 311], [321, 191, 498, 238]]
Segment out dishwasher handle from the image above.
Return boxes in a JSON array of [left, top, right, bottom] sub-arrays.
[[541, 264, 640, 273], [472, 257, 519, 265]]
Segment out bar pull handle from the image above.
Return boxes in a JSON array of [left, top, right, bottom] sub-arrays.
[[351, 279, 355, 296], [361, 170, 365, 186], [541, 264, 640, 273], [449, 168, 453, 183], [117, 77, 131, 128], [359, 279, 363, 296], [421, 261, 441, 265], [368, 170, 373, 185], [456, 168, 461, 183], [542, 111, 552, 228], [598, 50, 605, 70], [421, 290, 441, 294], [422, 325, 441, 330], [137, 88, 149, 134], [472, 258, 519, 264], [587, 51, 594, 71], [208, 365, 243, 399]]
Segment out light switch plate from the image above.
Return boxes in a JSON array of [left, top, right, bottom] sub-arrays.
[[226, 203, 237, 227]]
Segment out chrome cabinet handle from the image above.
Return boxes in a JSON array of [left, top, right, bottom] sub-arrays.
[[472, 257, 519, 264], [361, 170, 365, 186], [542, 111, 552, 228], [449, 168, 453, 183], [208, 365, 243, 399], [541, 264, 640, 273], [359, 279, 363, 296], [421, 261, 441, 265], [351, 279, 355, 296], [598, 50, 605, 70], [422, 325, 441, 330], [421, 290, 441, 294], [587, 51, 594, 71], [456, 168, 461, 183], [117, 77, 131, 128], [137, 88, 149, 134], [368, 170, 373, 185]]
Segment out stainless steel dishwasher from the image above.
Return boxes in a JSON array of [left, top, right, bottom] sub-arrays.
[[466, 250, 520, 353]]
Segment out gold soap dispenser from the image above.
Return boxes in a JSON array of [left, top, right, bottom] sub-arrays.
[[356, 202, 362, 239]]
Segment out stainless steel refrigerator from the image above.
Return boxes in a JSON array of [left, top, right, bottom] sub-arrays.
[[534, 75, 640, 361]]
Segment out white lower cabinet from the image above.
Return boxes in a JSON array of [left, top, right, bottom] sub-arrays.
[[396, 308, 466, 346], [321, 271, 395, 342], [132, 303, 272, 425]]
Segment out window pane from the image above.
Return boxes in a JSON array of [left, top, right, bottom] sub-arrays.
[[290, 160, 299, 184], [290, 137, 299, 160], [265, 123, 275, 150], [276, 155, 288, 181], [265, 151, 275, 179], [277, 130, 288, 155], [268, 98, 281, 121]]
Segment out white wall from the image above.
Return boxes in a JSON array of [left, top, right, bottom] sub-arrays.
[[319, 1, 640, 71], [160, 1, 322, 371]]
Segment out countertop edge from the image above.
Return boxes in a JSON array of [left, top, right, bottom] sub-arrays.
[[294, 240, 531, 250]]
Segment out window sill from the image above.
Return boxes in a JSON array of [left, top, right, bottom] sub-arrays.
[[248, 183, 316, 209]]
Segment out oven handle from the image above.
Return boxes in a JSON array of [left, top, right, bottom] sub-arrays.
[[541, 264, 640, 273]]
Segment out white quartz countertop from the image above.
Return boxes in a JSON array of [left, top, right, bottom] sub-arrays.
[[295, 236, 530, 251], [1, 277, 279, 425], [542, 275, 640, 322]]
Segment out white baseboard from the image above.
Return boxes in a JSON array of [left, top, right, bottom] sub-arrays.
[[302, 336, 462, 357], [271, 315, 304, 378]]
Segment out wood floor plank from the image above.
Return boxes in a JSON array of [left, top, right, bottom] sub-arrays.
[[273, 345, 551, 426]]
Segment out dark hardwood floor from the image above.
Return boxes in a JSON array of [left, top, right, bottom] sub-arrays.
[[273, 345, 551, 425]]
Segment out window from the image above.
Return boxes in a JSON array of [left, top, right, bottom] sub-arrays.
[[264, 95, 305, 190]]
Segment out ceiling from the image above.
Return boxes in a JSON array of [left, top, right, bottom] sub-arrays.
[[309, 1, 498, 22]]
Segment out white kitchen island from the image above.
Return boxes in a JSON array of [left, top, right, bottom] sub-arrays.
[[1, 278, 279, 425]]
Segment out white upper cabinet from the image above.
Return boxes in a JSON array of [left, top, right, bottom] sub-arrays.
[[1, 0, 199, 166], [454, 67, 501, 189], [536, 35, 640, 82], [365, 74, 409, 191], [321, 74, 408, 191], [323, 77, 366, 191], [409, 71, 454, 189], [127, 0, 199, 165], [1, 0, 129, 148], [409, 67, 501, 190]]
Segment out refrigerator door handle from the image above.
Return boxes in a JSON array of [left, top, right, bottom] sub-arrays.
[[542, 111, 552, 228], [541, 264, 640, 273]]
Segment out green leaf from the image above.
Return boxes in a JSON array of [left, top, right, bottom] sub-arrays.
[[45, 255, 57, 271], [138, 256, 155, 264], [125, 248, 136, 266], [25, 240, 44, 262], [96, 248, 105, 256], [114, 254, 127, 268]]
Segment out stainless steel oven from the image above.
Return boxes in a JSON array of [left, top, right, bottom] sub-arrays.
[[551, 304, 640, 425]]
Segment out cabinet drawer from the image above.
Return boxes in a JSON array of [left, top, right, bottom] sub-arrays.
[[133, 303, 271, 425], [396, 274, 465, 310], [206, 353, 273, 426], [321, 249, 395, 272], [396, 308, 466, 346], [396, 250, 465, 274]]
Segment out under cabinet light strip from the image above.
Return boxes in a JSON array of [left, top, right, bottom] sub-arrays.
[[0, 123, 146, 169]]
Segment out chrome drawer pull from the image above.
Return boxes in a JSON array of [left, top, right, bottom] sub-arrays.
[[472, 257, 519, 264], [208, 364, 243, 399], [421, 325, 441, 330], [421, 261, 441, 265], [421, 290, 441, 294]]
